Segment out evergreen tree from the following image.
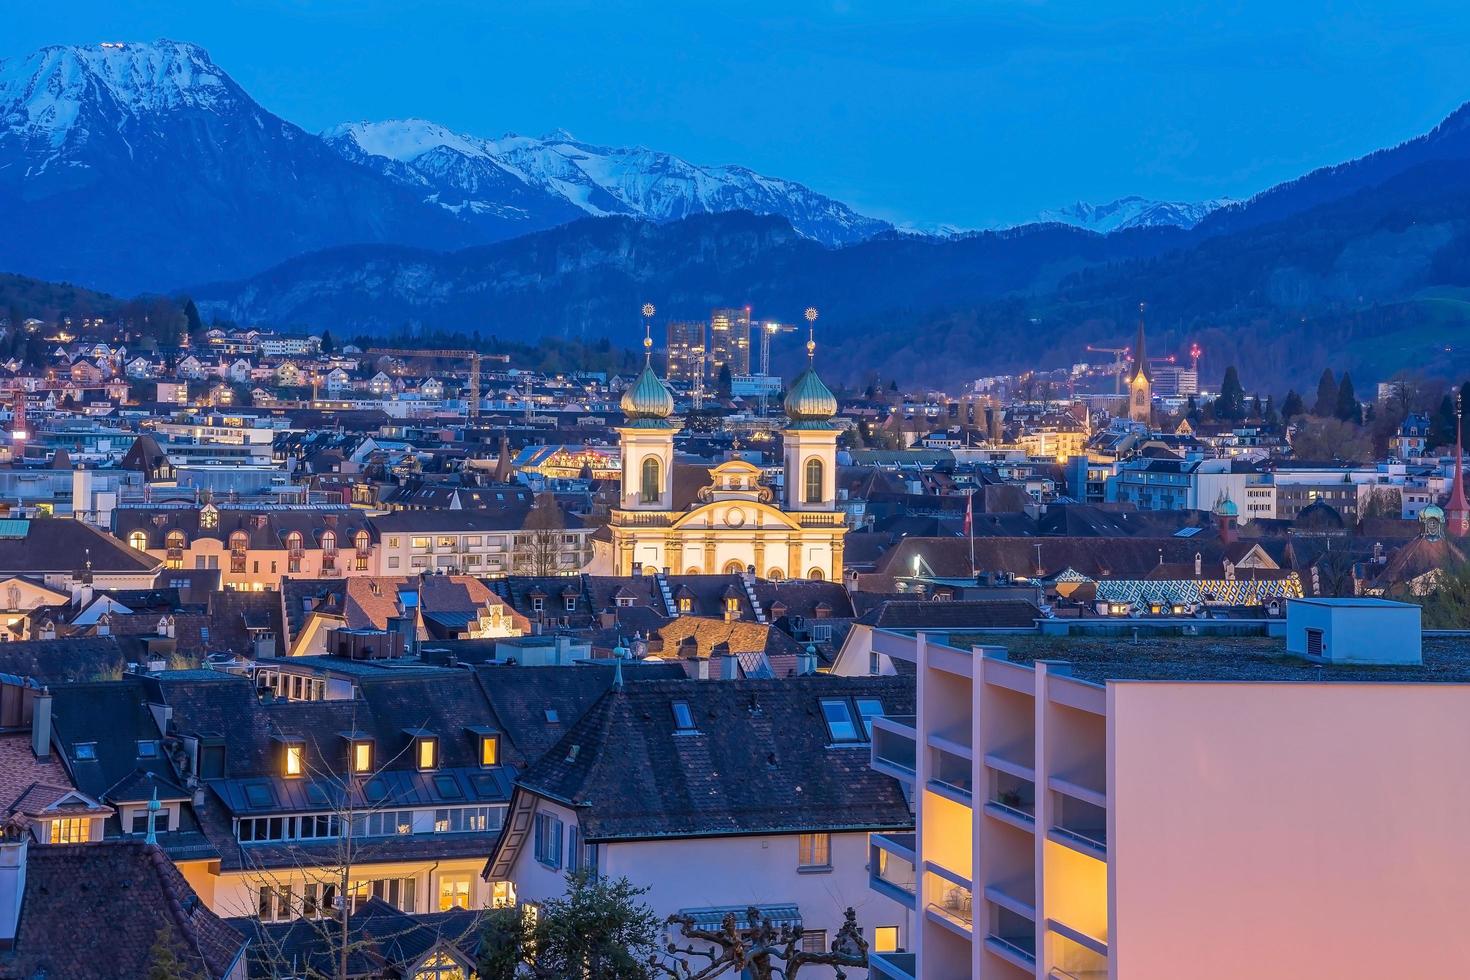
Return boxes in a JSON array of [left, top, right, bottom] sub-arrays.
[[1262, 395, 1278, 426], [146, 924, 196, 980], [1314, 369, 1338, 417], [1433, 394, 1458, 447], [1216, 366, 1246, 420], [1460, 381, 1470, 445], [1281, 389, 1305, 419], [1335, 372, 1359, 422], [320, 329, 335, 355], [181, 299, 204, 340]]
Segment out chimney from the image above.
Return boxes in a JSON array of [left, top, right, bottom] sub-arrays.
[[1194, 552, 1202, 576], [718, 646, 740, 680], [0, 835, 28, 945], [30, 689, 50, 760]]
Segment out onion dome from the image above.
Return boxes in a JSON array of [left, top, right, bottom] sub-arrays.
[[1421, 503, 1446, 541], [619, 361, 674, 421], [784, 367, 838, 424], [1213, 493, 1239, 519], [620, 326, 674, 423]]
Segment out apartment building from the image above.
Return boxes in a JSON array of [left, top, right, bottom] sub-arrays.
[[369, 508, 591, 578], [863, 599, 1470, 980]]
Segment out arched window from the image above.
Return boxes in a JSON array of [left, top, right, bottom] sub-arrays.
[[321, 530, 337, 551], [807, 567, 825, 581], [804, 457, 824, 504], [229, 531, 249, 552], [766, 568, 784, 581], [127, 531, 148, 552], [723, 560, 746, 575], [165, 530, 186, 550], [640, 456, 661, 504], [355, 531, 369, 551], [286, 532, 303, 552]]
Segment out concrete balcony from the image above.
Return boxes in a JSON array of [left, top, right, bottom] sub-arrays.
[[924, 872, 973, 937], [869, 951, 916, 980], [984, 904, 1038, 970], [871, 715, 916, 781], [870, 832, 916, 909], [1051, 785, 1107, 856], [928, 746, 973, 803]]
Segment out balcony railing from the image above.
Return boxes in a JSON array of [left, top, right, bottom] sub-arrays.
[[872, 717, 916, 778], [925, 878, 973, 932], [930, 747, 973, 800], [868, 951, 916, 980], [1053, 794, 1107, 854], [987, 770, 1036, 822], [870, 835, 916, 907]]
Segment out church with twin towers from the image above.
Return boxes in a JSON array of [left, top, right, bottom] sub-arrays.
[[607, 309, 846, 582]]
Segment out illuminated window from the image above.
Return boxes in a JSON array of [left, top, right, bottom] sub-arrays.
[[437, 877, 472, 913], [286, 532, 304, 551], [127, 531, 148, 551], [284, 743, 304, 778], [165, 530, 187, 549], [321, 530, 336, 551], [677, 597, 692, 613], [797, 832, 831, 870], [804, 457, 824, 504], [480, 734, 499, 768], [640, 456, 661, 504], [490, 881, 517, 908], [417, 736, 438, 771], [352, 740, 373, 774], [873, 926, 899, 953], [49, 818, 89, 844]]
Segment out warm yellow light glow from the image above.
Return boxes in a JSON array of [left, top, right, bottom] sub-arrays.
[[353, 741, 372, 773], [874, 926, 899, 953], [49, 818, 88, 844], [480, 735, 499, 767], [418, 737, 438, 770], [285, 744, 304, 777]]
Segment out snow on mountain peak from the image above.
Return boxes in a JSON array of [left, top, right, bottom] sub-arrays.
[[326, 118, 492, 163], [1035, 195, 1232, 233], [0, 39, 235, 148]]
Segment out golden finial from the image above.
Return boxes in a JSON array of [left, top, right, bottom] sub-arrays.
[[804, 307, 818, 362], [641, 303, 655, 362]]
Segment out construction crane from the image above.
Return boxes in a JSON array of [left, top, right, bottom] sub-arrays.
[[757, 320, 797, 377], [1189, 343, 1202, 372], [1085, 344, 1131, 395], [366, 348, 510, 420]]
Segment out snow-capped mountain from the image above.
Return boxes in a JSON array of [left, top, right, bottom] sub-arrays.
[[0, 40, 477, 292], [323, 118, 889, 246], [1035, 196, 1231, 233]]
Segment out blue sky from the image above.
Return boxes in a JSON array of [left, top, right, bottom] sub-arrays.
[[8, 1, 1470, 228]]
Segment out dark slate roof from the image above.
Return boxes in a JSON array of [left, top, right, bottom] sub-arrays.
[[0, 636, 151, 684], [233, 900, 481, 980], [0, 840, 247, 979], [113, 504, 374, 551], [472, 663, 682, 766], [0, 518, 158, 575], [515, 676, 914, 841], [368, 504, 584, 535], [281, 577, 348, 645], [206, 589, 286, 655]]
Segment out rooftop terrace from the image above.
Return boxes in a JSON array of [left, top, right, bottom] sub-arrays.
[[937, 632, 1470, 685]]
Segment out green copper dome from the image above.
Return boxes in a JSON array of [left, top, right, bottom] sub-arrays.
[[1214, 493, 1239, 518], [784, 366, 838, 424], [620, 360, 674, 422]]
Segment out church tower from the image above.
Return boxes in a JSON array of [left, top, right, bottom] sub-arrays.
[[779, 309, 842, 580], [1128, 302, 1153, 424], [613, 308, 679, 573]]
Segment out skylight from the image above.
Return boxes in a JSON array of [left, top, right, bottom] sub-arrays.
[[672, 701, 696, 732], [820, 699, 862, 743]]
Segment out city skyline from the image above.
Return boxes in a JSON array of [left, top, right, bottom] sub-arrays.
[[6, 1, 1470, 228]]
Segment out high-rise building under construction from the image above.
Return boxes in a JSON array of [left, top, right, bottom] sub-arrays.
[[709, 307, 752, 377], [666, 320, 707, 384]]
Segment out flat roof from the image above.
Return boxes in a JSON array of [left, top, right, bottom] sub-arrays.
[[1291, 597, 1419, 609], [937, 633, 1470, 685]]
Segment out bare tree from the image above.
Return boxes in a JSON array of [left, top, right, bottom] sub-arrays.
[[515, 491, 572, 576], [656, 906, 869, 980], [233, 718, 487, 980]]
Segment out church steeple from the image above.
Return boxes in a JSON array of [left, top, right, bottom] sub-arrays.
[[1126, 302, 1153, 424], [1129, 302, 1152, 383]]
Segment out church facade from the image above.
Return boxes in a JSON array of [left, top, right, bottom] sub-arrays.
[[607, 334, 846, 581]]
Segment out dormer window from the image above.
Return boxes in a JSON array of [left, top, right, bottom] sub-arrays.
[[532, 596, 544, 612], [678, 597, 692, 613], [127, 531, 148, 551], [615, 597, 633, 608], [351, 739, 374, 774], [725, 597, 740, 615], [564, 595, 577, 612], [480, 734, 500, 768], [283, 741, 305, 778], [417, 735, 439, 771]]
